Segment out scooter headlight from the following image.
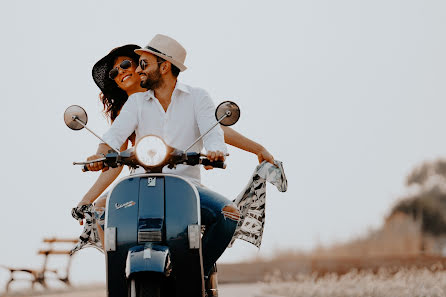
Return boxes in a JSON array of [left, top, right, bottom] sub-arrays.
[[135, 135, 168, 167]]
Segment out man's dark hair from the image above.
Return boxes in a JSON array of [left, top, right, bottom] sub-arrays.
[[156, 56, 180, 77]]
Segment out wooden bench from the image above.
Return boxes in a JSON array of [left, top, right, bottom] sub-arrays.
[[1, 237, 78, 294]]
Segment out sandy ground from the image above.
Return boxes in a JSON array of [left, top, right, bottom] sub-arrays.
[[4, 283, 276, 297]]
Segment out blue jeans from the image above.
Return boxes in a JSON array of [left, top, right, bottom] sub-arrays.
[[196, 186, 239, 277]]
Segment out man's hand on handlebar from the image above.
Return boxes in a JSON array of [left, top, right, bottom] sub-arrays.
[[86, 154, 109, 172], [204, 150, 225, 170], [86, 143, 111, 172]]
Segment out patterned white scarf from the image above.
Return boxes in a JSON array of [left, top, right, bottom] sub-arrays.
[[70, 204, 103, 255], [229, 160, 287, 248]]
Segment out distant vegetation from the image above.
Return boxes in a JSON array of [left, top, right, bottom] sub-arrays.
[[267, 159, 446, 259], [391, 159, 446, 236]]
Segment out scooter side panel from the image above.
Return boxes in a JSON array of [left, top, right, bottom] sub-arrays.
[[106, 177, 140, 297], [165, 176, 204, 297]]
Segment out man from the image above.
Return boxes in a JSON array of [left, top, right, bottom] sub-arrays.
[[86, 34, 240, 281]]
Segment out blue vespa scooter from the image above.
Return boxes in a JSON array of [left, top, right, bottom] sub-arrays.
[[64, 101, 240, 297]]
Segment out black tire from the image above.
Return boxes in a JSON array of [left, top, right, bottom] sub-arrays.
[[128, 275, 161, 297]]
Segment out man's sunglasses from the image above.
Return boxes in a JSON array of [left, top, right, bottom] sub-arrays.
[[109, 60, 133, 80], [139, 59, 164, 70]]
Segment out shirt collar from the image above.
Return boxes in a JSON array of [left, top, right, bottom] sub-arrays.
[[174, 81, 190, 94], [143, 81, 190, 101], [144, 90, 156, 101]]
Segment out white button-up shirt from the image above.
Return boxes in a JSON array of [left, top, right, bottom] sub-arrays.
[[102, 82, 227, 184]]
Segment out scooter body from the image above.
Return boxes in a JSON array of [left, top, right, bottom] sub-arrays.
[[64, 101, 240, 297], [105, 173, 205, 297]]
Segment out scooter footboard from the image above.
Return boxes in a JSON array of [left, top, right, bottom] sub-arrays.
[[125, 244, 171, 278]]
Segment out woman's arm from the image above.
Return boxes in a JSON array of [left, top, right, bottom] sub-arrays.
[[77, 141, 128, 206], [221, 126, 274, 164]]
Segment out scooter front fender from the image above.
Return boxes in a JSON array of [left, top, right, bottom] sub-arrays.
[[125, 244, 171, 278]]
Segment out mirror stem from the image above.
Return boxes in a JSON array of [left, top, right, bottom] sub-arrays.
[[184, 112, 229, 153], [73, 117, 121, 154]]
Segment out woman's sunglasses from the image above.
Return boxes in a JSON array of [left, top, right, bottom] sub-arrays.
[[109, 60, 133, 80]]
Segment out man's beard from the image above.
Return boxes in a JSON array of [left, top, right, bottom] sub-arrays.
[[140, 67, 163, 90]]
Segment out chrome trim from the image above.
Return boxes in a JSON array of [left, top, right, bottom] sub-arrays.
[[188, 224, 200, 249], [105, 227, 116, 251], [138, 230, 162, 242], [130, 279, 136, 297]]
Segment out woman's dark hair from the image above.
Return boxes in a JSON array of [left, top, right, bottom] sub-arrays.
[[100, 57, 137, 122]]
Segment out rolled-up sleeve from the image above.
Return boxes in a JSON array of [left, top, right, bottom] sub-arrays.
[[102, 94, 138, 150], [194, 90, 227, 154]]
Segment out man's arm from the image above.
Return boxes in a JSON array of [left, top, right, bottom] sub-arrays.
[[102, 96, 139, 150], [194, 90, 227, 163], [86, 143, 112, 171], [86, 94, 140, 171]]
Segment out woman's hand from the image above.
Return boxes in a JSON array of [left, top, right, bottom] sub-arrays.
[[71, 203, 92, 226], [257, 147, 275, 165]]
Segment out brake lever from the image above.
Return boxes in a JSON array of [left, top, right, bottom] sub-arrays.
[[199, 153, 230, 157]]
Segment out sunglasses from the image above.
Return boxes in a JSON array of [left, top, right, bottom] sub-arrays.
[[109, 60, 133, 80], [139, 59, 164, 70]]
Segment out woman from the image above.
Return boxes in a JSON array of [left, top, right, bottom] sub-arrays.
[[77, 44, 275, 247]]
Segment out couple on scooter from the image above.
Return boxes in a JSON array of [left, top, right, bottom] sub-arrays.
[[75, 34, 275, 279]]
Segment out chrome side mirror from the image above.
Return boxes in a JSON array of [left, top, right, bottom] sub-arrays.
[[63, 105, 121, 154], [215, 101, 240, 127], [184, 101, 241, 152], [64, 105, 88, 130]]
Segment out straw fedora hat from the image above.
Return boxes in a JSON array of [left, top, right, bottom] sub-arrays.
[[135, 34, 187, 72]]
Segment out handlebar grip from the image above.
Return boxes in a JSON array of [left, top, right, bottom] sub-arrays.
[[81, 162, 107, 172], [201, 159, 227, 169]]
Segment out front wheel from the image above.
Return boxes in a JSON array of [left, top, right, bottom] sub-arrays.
[[128, 275, 161, 297]]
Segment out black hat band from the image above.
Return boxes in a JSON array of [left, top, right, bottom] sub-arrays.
[[144, 46, 172, 59]]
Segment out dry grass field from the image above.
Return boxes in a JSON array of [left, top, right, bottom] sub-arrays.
[[263, 267, 446, 297], [219, 212, 446, 282], [7, 267, 446, 297]]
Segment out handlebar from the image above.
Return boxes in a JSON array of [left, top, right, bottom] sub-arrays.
[[201, 159, 226, 169], [179, 152, 226, 169], [73, 150, 227, 172]]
